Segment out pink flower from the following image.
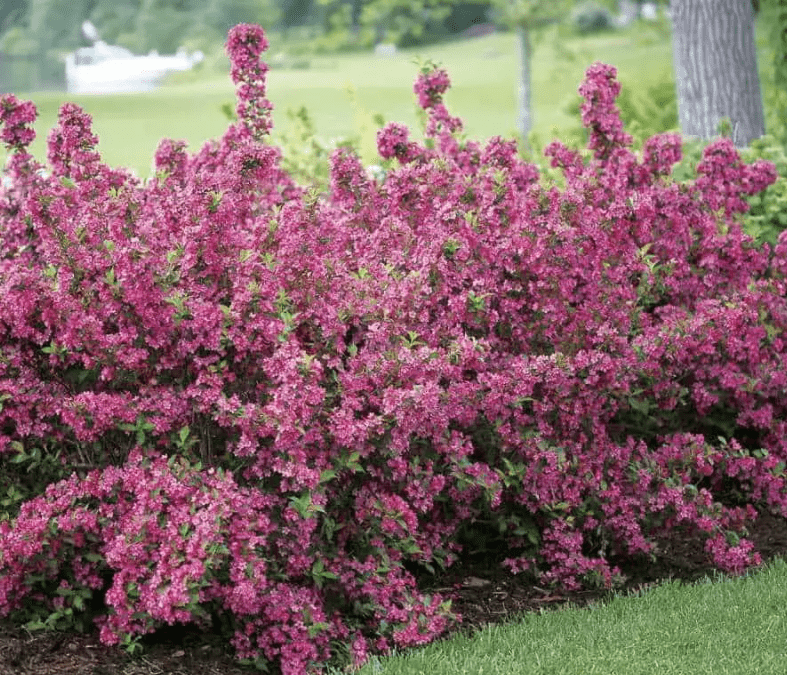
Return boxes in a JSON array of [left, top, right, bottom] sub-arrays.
[[0, 95, 37, 150]]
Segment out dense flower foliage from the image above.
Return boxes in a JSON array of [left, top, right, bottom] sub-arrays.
[[1, 26, 785, 674]]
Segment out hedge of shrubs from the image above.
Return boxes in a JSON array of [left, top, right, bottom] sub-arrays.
[[1, 24, 786, 674]]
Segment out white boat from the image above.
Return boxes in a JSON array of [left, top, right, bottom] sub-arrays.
[[64, 42, 204, 95], [63, 22, 203, 95]]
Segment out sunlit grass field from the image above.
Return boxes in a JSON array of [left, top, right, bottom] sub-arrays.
[[1, 22, 678, 178]]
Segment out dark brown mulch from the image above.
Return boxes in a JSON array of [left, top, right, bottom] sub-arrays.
[[2, 512, 786, 675]]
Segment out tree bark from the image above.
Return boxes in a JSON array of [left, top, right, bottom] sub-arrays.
[[670, 0, 765, 147], [516, 23, 532, 145]]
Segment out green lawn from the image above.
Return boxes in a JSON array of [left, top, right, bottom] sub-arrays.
[[337, 558, 787, 675], [0, 23, 678, 178]]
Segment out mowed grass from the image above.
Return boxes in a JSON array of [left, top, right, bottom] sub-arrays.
[[337, 558, 787, 675], [0, 23, 677, 177]]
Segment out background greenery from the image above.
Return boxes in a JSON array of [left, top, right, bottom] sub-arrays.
[[1, 0, 635, 56], [0, 16, 679, 178], [4, 4, 786, 251]]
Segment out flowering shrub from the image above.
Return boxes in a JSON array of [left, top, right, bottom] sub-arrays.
[[566, 64, 787, 249], [1, 23, 787, 673], [671, 133, 787, 249]]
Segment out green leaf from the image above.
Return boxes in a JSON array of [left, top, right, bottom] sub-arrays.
[[10, 445, 27, 463], [289, 492, 312, 518], [310, 559, 338, 588], [319, 469, 337, 483], [24, 619, 47, 631], [208, 190, 223, 213], [628, 397, 650, 415]]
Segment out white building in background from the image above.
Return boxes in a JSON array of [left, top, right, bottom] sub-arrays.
[[616, 1, 666, 26], [616, 0, 639, 26], [64, 21, 203, 95], [640, 2, 660, 20]]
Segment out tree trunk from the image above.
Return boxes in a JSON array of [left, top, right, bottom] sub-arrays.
[[670, 0, 765, 147], [516, 23, 532, 146]]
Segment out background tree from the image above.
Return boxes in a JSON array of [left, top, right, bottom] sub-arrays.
[[670, 0, 765, 147], [492, 0, 572, 145], [28, 0, 91, 50], [763, 0, 787, 87], [312, 0, 493, 47], [87, 0, 142, 45], [280, 0, 316, 33], [134, 0, 203, 53], [201, 0, 280, 40], [359, 0, 463, 46], [0, 0, 29, 36]]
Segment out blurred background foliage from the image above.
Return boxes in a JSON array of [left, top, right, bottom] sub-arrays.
[[3, 0, 787, 253], [0, 0, 661, 59]]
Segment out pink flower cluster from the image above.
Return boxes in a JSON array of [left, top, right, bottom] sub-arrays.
[[0, 94, 36, 150], [377, 122, 419, 163], [226, 23, 273, 141], [0, 25, 785, 673], [578, 62, 633, 159]]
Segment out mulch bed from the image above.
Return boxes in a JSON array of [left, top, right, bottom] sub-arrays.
[[2, 512, 787, 675]]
